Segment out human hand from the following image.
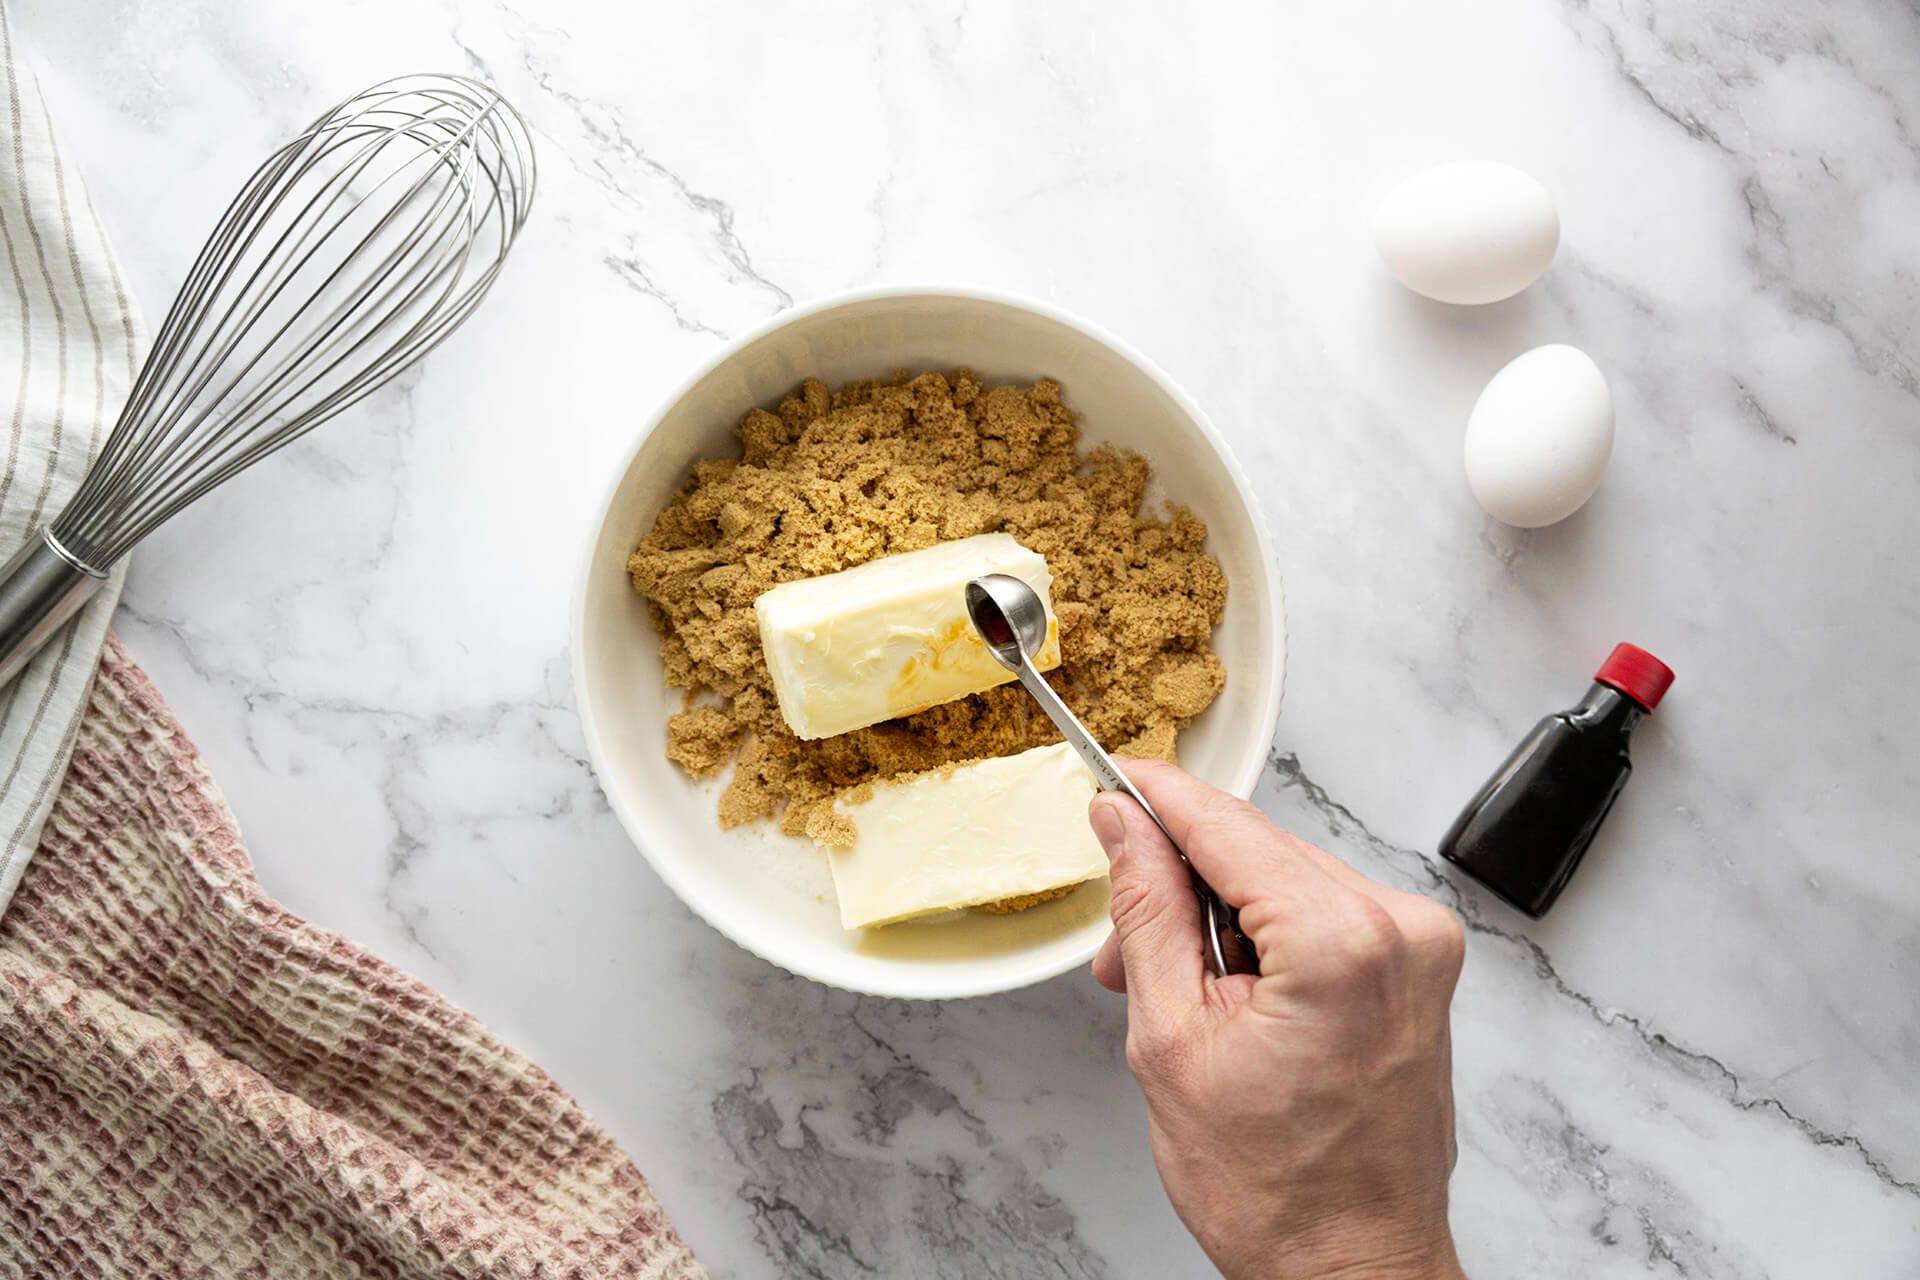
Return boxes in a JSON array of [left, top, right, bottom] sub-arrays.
[[1090, 759, 1468, 1280]]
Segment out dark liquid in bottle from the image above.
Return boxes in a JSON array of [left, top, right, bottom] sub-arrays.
[[1438, 684, 1643, 918]]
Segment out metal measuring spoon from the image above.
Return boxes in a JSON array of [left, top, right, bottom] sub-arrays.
[[964, 574, 1258, 978]]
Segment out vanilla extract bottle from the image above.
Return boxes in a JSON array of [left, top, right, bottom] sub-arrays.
[[1439, 643, 1674, 918]]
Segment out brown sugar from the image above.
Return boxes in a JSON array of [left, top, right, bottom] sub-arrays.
[[972, 885, 1078, 914], [627, 370, 1229, 839], [663, 705, 740, 776]]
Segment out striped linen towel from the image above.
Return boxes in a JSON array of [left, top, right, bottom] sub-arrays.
[[0, 4, 136, 917]]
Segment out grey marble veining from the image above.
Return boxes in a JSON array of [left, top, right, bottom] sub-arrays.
[[12, 0, 1920, 1275]]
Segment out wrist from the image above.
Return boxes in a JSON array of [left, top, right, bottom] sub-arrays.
[[1297, 1237, 1465, 1280], [1223, 1226, 1464, 1280]]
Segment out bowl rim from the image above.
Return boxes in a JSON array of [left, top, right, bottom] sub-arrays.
[[570, 282, 1287, 998]]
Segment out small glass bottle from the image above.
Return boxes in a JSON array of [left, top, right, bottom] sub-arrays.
[[1439, 643, 1674, 918]]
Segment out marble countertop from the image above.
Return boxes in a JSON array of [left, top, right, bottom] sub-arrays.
[[16, 0, 1920, 1274]]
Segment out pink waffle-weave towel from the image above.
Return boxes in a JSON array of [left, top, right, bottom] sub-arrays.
[[0, 634, 705, 1278]]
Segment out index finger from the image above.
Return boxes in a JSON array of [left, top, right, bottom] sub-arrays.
[[1115, 756, 1378, 905]]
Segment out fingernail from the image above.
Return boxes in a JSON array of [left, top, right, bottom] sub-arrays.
[[1089, 799, 1125, 855]]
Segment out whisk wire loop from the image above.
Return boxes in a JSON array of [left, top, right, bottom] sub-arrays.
[[50, 73, 533, 571]]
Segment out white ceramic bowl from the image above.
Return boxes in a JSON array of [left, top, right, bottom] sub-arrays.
[[573, 286, 1285, 998]]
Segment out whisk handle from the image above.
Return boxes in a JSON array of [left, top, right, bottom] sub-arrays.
[[0, 529, 104, 691]]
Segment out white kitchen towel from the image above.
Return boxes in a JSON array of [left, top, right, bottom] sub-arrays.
[[0, 4, 139, 917]]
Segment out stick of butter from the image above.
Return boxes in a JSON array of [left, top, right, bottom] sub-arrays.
[[825, 742, 1108, 930], [753, 532, 1061, 740]]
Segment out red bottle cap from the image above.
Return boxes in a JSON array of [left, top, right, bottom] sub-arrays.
[[1595, 643, 1674, 711]]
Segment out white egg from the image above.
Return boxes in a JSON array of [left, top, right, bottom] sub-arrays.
[[1465, 344, 1613, 528], [1373, 162, 1559, 305]]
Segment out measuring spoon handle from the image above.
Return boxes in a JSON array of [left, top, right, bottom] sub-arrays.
[[1010, 659, 1257, 977]]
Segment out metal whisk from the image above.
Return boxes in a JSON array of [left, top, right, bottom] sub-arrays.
[[0, 73, 535, 689]]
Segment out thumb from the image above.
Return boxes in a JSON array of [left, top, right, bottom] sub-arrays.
[[1090, 792, 1204, 1019]]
